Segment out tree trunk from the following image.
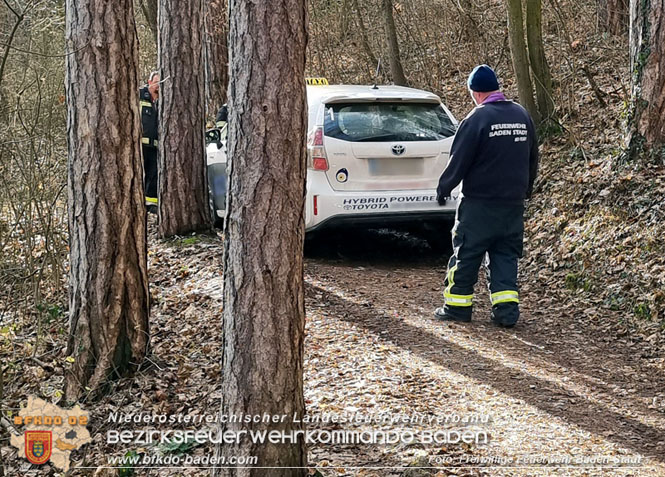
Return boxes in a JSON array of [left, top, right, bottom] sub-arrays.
[[608, 0, 628, 34], [505, 0, 540, 122], [64, 0, 149, 401], [158, 0, 211, 237], [526, 0, 555, 121], [140, 0, 158, 44], [216, 0, 308, 474], [340, 0, 350, 40], [598, 0, 609, 28], [629, 0, 665, 151], [600, 0, 628, 35], [382, 0, 408, 86], [456, 0, 483, 44], [204, 0, 228, 117]]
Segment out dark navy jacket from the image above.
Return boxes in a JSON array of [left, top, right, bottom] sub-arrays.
[[139, 86, 158, 148], [437, 98, 539, 203]]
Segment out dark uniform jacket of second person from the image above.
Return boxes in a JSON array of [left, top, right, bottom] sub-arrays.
[[139, 85, 158, 148]]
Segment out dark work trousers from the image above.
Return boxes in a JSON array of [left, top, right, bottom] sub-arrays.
[[143, 145, 158, 201], [442, 197, 525, 325]]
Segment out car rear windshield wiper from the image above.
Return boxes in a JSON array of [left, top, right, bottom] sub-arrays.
[[356, 134, 399, 142]]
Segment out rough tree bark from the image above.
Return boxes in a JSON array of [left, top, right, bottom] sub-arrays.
[[64, 0, 149, 401], [526, 0, 555, 121], [216, 0, 308, 474], [158, 0, 210, 236], [204, 0, 228, 116], [382, 0, 408, 86], [629, 0, 665, 152], [505, 0, 539, 122]]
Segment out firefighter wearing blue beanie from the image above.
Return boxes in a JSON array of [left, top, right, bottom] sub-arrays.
[[434, 65, 539, 328]]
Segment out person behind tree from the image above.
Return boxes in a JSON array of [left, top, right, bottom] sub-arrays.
[[139, 71, 160, 209]]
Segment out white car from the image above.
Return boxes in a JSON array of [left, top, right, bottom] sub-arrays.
[[206, 80, 460, 244]]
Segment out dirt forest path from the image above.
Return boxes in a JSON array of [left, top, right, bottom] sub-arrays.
[[22, 225, 662, 476], [301, 229, 665, 476]]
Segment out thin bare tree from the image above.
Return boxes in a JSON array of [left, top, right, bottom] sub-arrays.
[[598, 0, 628, 35], [382, 0, 408, 85], [526, 0, 554, 121], [505, 0, 539, 122]]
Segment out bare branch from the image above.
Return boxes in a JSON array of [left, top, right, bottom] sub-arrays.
[[0, 40, 89, 58], [2, 0, 22, 19], [0, 10, 25, 87]]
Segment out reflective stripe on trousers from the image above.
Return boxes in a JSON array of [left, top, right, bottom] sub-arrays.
[[490, 290, 519, 305], [444, 265, 473, 307]]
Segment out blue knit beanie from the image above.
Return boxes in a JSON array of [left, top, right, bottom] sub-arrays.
[[467, 65, 500, 92]]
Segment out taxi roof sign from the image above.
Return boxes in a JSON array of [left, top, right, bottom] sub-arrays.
[[306, 77, 329, 86]]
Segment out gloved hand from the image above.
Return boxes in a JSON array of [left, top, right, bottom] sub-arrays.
[[436, 194, 447, 206]]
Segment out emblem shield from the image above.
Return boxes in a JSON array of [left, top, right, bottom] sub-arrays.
[[25, 430, 52, 465]]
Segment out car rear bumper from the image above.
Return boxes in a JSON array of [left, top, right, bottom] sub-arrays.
[[306, 209, 455, 233], [305, 172, 458, 232]]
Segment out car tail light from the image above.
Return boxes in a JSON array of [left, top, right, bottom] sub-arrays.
[[313, 195, 318, 215], [307, 126, 329, 171], [312, 158, 328, 170]]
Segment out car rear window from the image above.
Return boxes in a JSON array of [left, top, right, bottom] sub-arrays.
[[323, 102, 456, 142]]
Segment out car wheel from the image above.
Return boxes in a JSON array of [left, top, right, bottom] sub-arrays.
[[421, 223, 453, 253]]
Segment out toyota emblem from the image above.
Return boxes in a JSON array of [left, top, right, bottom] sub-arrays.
[[392, 144, 405, 156]]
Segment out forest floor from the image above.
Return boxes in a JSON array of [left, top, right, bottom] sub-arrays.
[[5, 216, 664, 476]]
